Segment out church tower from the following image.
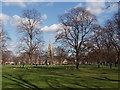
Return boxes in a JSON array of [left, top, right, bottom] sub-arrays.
[[48, 40, 52, 58], [47, 40, 53, 65]]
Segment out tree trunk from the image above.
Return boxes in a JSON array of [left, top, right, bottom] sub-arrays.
[[114, 46, 120, 67], [76, 57, 79, 69], [115, 62, 117, 67], [117, 51, 120, 66], [75, 52, 79, 69], [110, 63, 112, 69], [45, 59, 48, 65], [23, 64, 24, 67], [98, 63, 100, 68], [76, 61, 79, 69], [97, 61, 100, 68]]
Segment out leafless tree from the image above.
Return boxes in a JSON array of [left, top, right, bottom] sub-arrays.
[[55, 7, 97, 69], [0, 19, 11, 64], [0, 20, 7, 51], [90, 24, 105, 68], [112, 13, 120, 65], [53, 46, 68, 65], [15, 9, 44, 65], [102, 12, 120, 68], [2, 50, 13, 64]]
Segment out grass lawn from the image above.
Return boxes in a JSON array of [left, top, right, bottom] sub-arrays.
[[2, 65, 120, 89]]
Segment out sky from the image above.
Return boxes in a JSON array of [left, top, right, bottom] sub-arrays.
[[0, 0, 119, 55]]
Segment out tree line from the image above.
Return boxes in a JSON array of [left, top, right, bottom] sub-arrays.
[[0, 6, 119, 69]]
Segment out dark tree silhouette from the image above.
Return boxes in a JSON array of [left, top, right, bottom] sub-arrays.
[[15, 9, 44, 65], [55, 7, 97, 69]]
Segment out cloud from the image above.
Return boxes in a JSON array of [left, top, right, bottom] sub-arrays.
[[3, 0, 44, 8], [86, 1, 105, 15], [7, 41, 26, 55], [11, 14, 47, 29], [0, 13, 10, 24], [72, 2, 105, 15], [74, 3, 82, 8], [2, 0, 119, 2], [86, 0, 104, 2], [3, 0, 44, 2], [41, 14, 48, 20], [11, 15, 41, 29], [41, 24, 61, 33], [86, 0, 119, 2], [3, 0, 26, 8], [3, 0, 54, 8], [11, 15, 21, 27], [90, 32, 95, 36], [106, 3, 118, 13], [46, 2, 54, 6], [86, 1, 118, 15]]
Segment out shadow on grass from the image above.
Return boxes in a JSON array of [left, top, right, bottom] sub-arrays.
[[104, 77, 120, 82], [45, 79, 56, 89], [10, 66, 63, 70], [92, 77, 120, 82], [44, 77, 75, 89], [9, 65, 77, 71], [32, 66, 63, 70], [3, 74, 41, 89], [74, 83, 93, 89]]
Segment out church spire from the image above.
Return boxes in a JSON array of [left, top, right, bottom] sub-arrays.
[[48, 40, 52, 58], [47, 40, 54, 65]]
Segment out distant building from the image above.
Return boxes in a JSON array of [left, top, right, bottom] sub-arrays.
[[47, 40, 54, 65], [62, 59, 68, 65], [46, 40, 72, 65], [5, 61, 15, 65], [45, 40, 77, 65]]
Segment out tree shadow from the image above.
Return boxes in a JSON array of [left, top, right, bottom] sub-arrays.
[[44, 78, 74, 89], [92, 77, 120, 82], [104, 77, 120, 82], [32, 66, 64, 70], [74, 83, 93, 89], [3, 74, 41, 89]]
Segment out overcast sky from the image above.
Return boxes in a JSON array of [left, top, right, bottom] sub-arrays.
[[0, 0, 118, 54]]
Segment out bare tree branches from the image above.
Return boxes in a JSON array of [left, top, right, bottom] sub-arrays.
[[55, 7, 97, 69], [15, 9, 44, 65]]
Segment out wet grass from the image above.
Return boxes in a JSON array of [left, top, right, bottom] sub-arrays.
[[2, 65, 120, 89]]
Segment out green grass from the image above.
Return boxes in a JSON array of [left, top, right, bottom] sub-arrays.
[[2, 65, 120, 89]]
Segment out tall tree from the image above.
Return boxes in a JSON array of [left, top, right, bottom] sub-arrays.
[[55, 7, 97, 69], [0, 19, 7, 51], [0, 19, 10, 64], [90, 24, 105, 68], [53, 46, 68, 65], [102, 12, 120, 68], [15, 9, 44, 64], [112, 13, 120, 66]]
